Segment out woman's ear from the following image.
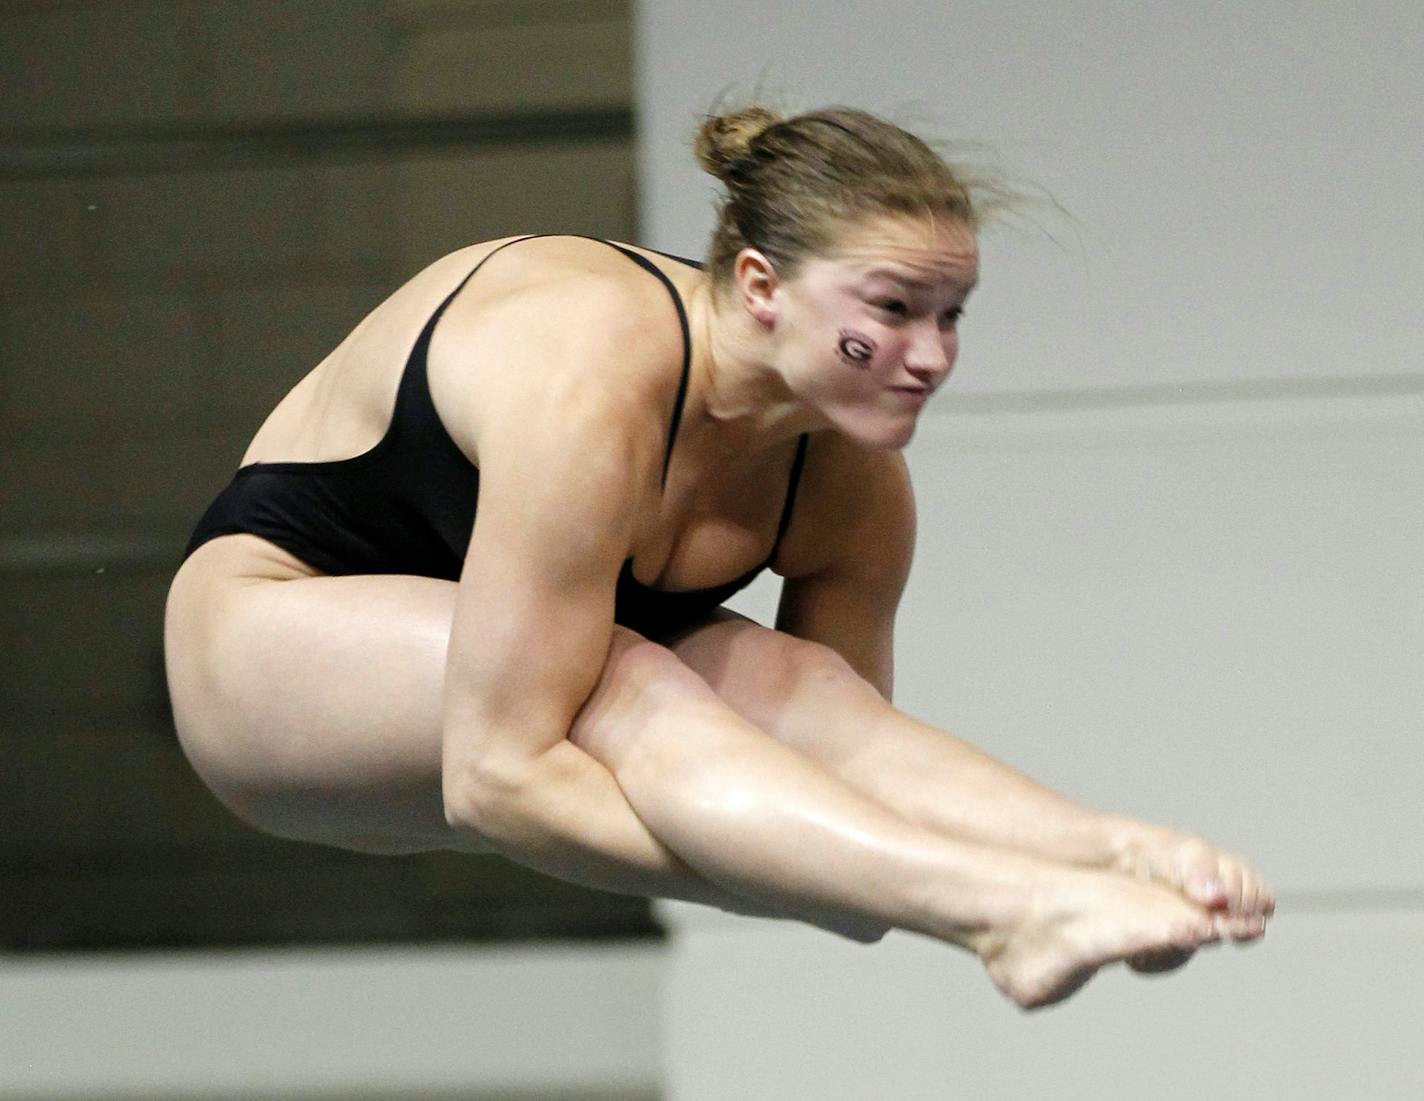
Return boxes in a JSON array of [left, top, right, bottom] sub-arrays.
[[733, 248, 781, 326]]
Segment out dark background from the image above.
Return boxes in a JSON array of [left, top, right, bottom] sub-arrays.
[[0, 0, 658, 951]]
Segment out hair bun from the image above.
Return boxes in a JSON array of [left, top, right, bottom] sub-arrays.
[[693, 106, 781, 182]]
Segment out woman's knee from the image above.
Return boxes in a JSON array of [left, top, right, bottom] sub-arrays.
[[600, 625, 712, 702], [776, 633, 866, 693], [677, 619, 872, 711], [568, 625, 712, 768]]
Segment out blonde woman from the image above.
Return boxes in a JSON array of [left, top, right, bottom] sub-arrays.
[[165, 106, 1272, 1009]]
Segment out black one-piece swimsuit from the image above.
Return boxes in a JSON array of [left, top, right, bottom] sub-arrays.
[[184, 235, 809, 639]]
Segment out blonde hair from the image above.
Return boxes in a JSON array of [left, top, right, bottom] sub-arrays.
[[693, 104, 983, 286]]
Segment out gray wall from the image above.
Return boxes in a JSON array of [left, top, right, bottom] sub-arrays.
[[638, 3, 1423, 1098], [3, 6, 662, 1098], [2, 0, 648, 952]]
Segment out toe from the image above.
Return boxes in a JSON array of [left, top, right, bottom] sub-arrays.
[[1190, 874, 1228, 910]]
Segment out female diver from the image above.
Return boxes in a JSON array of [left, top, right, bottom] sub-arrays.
[[165, 105, 1272, 1009]]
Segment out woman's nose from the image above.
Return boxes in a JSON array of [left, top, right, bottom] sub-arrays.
[[904, 325, 953, 385]]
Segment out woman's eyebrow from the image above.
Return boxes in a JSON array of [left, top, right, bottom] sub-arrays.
[[863, 267, 932, 290], [862, 266, 977, 295]]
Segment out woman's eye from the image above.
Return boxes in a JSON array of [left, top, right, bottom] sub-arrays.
[[874, 299, 908, 317], [941, 307, 964, 327]]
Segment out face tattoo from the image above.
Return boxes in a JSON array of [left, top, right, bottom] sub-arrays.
[[836, 328, 877, 369]]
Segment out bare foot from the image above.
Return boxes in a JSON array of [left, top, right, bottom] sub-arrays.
[[976, 866, 1222, 1010], [1113, 824, 1275, 940]]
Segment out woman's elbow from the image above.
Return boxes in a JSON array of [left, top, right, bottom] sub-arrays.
[[441, 750, 533, 841]]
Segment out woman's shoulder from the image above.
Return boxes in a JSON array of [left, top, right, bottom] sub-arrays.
[[446, 234, 698, 303], [439, 235, 695, 362], [426, 236, 701, 464]]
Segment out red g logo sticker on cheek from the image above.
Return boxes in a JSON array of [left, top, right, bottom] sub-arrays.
[[836, 329, 877, 369]]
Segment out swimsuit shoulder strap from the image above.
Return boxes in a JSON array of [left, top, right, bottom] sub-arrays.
[[766, 434, 811, 563], [593, 240, 693, 489], [391, 235, 545, 446], [401, 234, 693, 490]]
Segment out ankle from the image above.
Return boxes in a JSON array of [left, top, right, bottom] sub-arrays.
[[926, 845, 1049, 956], [1101, 814, 1154, 875]]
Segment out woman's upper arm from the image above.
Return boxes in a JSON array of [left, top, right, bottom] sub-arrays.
[[437, 282, 671, 807], [774, 443, 917, 698]]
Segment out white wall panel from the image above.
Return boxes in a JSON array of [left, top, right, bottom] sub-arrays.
[[642, 7, 1420, 1087], [703, 390, 1422, 1094]]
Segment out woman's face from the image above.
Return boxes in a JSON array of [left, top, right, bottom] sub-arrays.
[[770, 214, 979, 448]]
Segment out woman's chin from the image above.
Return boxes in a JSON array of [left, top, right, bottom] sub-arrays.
[[833, 411, 920, 450]]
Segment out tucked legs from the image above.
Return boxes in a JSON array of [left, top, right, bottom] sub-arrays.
[[664, 610, 1274, 935], [167, 544, 1254, 1011]]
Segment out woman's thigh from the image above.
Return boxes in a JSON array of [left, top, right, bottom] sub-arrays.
[[165, 538, 877, 855], [165, 537, 460, 852], [164, 539, 750, 855]]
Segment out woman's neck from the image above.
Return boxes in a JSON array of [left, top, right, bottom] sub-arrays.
[[681, 277, 824, 465]]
